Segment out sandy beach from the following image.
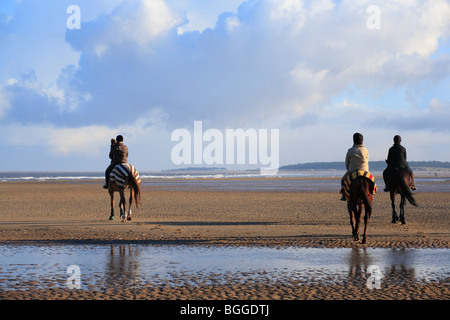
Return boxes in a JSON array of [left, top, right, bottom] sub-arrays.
[[0, 178, 449, 301]]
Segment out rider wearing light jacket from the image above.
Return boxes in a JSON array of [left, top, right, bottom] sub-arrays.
[[340, 133, 369, 201]]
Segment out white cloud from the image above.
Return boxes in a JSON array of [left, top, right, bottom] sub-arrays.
[[69, 0, 183, 57], [47, 126, 115, 155], [6, 78, 18, 86], [310, 0, 335, 15], [289, 66, 330, 111], [2, 117, 173, 170], [429, 97, 450, 114], [270, 0, 305, 20], [114, 0, 182, 45], [4, 107, 169, 157], [370, 0, 450, 57], [225, 15, 240, 32], [172, 0, 244, 33], [3, 123, 114, 156], [7, 0, 450, 128]]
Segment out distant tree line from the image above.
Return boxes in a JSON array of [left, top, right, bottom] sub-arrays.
[[279, 161, 450, 171]]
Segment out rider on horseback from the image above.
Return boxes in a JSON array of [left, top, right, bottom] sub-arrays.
[[340, 133, 369, 201], [383, 135, 416, 192], [103, 135, 129, 189]]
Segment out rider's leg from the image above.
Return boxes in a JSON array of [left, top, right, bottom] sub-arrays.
[[383, 168, 389, 192], [104, 163, 114, 188], [340, 172, 349, 201]]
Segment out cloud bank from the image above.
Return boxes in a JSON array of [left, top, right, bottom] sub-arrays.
[[1, 0, 450, 170]]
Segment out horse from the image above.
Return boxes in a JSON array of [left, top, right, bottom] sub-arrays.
[[347, 176, 374, 244], [108, 164, 141, 222], [384, 167, 417, 224]]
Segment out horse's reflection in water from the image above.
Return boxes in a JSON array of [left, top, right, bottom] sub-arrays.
[[384, 248, 416, 281], [346, 248, 416, 286], [100, 245, 142, 289], [346, 247, 374, 282]]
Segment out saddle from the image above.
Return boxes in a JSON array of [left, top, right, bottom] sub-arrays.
[[109, 163, 141, 189], [387, 165, 410, 176], [343, 170, 378, 202]]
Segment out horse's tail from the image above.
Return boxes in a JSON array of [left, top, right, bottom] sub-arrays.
[[360, 178, 372, 211], [129, 173, 141, 209], [399, 173, 418, 207]]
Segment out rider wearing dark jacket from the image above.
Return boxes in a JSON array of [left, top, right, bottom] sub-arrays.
[[103, 135, 129, 189], [383, 135, 416, 191]]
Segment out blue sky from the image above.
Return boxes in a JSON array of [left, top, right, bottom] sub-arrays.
[[1, 0, 449, 172]]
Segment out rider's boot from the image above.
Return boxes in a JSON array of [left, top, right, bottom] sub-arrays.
[[340, 187, 346, 201]]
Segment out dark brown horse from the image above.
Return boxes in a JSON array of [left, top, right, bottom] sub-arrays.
[[385, 167, 417, 224], [347, 177, 373, 244], [108, 166, 141, 222]]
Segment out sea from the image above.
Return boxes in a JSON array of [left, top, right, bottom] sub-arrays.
[[1, 169, 450, 192]]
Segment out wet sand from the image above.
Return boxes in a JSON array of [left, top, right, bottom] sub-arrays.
[[0, 178, 448, 300]]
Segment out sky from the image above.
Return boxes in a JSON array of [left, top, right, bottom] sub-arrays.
[[1, 0, 449, 172]]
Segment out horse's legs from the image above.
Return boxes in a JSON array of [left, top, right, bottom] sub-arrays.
[[109, 189, 115, 220], [362, 202, 372, 244], [354, 203, 363, 241], [400, 194, 406, 224], [390, 191, 398, 223], [127, 188, 133, 221], [119, 189, 126, 222], [348, 201, 361, 241], [347, 202, 356, 240]]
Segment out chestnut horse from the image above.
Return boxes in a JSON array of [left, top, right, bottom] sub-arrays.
[[108, 165, 141, 222], [385, 167, 417, 224], [347, 177, 373, 244]]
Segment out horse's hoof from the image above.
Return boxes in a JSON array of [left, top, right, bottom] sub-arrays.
[[127, 216, 132, 221], [109, 216, 115, 220]]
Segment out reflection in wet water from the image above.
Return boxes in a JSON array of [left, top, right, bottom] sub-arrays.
[[0, 245, 448, 291], [344, 247, 420, 284]]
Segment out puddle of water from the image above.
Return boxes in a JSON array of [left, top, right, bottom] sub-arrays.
[[0, 245, 448, 291]]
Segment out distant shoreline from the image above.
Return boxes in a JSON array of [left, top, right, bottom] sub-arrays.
[[278, 160, 450, 171]]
